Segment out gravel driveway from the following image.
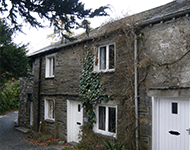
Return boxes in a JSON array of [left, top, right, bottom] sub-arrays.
[[0, 111, 61, 150]]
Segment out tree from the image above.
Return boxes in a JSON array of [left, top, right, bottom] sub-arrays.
[[0, 0, 109, 37], [0, 19, 28, 88], [0, 19, 28, 113]]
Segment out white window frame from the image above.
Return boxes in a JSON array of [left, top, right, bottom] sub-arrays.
[[44, 99, 55, 121], [45, 54, 56, 78], [95, 43, 116, 72], [93, 102, 117, 137]]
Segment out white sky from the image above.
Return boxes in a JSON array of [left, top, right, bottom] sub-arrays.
[[13, 0, 172, 53]]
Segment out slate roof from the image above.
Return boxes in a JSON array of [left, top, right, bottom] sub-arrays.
[[28, 0, 190, 57]]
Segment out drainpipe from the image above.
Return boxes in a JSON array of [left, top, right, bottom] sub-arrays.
[[134, 32, 138, 150], [38, 55, 42, 132]]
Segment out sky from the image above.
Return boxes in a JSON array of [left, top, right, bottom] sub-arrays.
[[13, 0, 172, 53]]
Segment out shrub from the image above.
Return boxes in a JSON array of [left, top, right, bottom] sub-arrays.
[[104, 140, 127, 150], [0, 80, 19, 114]]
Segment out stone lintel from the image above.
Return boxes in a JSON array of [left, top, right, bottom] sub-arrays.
[[147, 87, 190, 97]]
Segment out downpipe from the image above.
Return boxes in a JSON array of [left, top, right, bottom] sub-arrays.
[[134, 32, 138, 150]]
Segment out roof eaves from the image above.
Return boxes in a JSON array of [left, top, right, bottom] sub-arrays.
[[27, 36, 94, 57], [140, 6, 190, 26]]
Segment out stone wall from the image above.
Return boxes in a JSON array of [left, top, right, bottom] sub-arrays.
[[31, 43, 85, 139], [144, 16, 190, 88], [18, 76, 34, 128], [19, 57, 41, 132]]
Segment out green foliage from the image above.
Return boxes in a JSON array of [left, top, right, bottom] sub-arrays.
[[77, 125, 106, 149], [0, 19, 29, 88], [62, 147, 72, 150], [104, 140, 127, 150], [0, 80, 20, 114], [79, 48, 108, 128], [1, 0, 109, 37]]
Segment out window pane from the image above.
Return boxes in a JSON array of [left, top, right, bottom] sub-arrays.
[[48, 100, 54, 119], [100, 46, 106, 70], [108, 107, 116, 133], [53, 57, 55, 75], [49, 57, 55, 76], [49, 58, 52, 76], [109, 45, 115, 69], [78, 104, 81, 112], [172, 103, 178, 114], [99, 106, 106, 130], [48, 101, 51, 118]]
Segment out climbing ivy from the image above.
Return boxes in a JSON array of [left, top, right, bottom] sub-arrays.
[[79, 48, 108, 128]]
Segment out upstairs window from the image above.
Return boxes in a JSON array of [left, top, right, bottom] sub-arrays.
[[44, 99, 55, 121], [98, 43, 115, 72], [45, 54, 55, 78]]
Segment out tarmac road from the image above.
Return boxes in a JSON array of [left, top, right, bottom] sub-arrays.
[[0, 111, 57, 150]]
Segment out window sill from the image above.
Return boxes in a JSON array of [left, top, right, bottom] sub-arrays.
[[44, 119, 55, 123], [94, 129, 117, 138], [45, 76, 55, 79], [94, 69, 115, 73]]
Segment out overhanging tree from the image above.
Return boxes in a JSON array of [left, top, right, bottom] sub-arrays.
[[0, 19, 28, 113], [0, 0, 109, 37], [0, 19, 28, 88]]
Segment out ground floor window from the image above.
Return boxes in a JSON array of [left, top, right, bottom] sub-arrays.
[[44, 99, 55, 121], [94, 103, 117, 137]]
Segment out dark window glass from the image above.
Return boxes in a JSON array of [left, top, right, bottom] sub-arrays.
[[78, 104, 81, 112], [53, 57, 55, 75], [172, 103, 178, 114], [108, 107, 116, 133], [53, 107, 55, 118], [100, 46, 106, 70], [99, 106, 106, 130], [109, 45, 115, 69], [49, 58, 52, 76]]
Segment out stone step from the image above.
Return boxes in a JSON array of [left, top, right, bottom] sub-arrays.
[[14, 127, 29, 133]]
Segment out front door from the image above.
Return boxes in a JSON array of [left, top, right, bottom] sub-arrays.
[[67, 100, 83, 143], [153, 97, 190, 150]]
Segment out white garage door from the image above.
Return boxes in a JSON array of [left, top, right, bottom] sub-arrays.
[[153, 97, 190, 150]]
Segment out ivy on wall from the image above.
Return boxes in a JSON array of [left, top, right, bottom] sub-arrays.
[[79, 47, 108, 128]]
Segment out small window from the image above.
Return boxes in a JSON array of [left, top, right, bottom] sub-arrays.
[[96, 43, 115, 72], [45, 54, 55, 78], [78, 104, 81, 112], [172, 102, 178, 114], [44, 99, 55, 121], [95, 104, 117, 137]]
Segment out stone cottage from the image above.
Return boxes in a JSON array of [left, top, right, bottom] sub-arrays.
[[19, 0, 190, 149]]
